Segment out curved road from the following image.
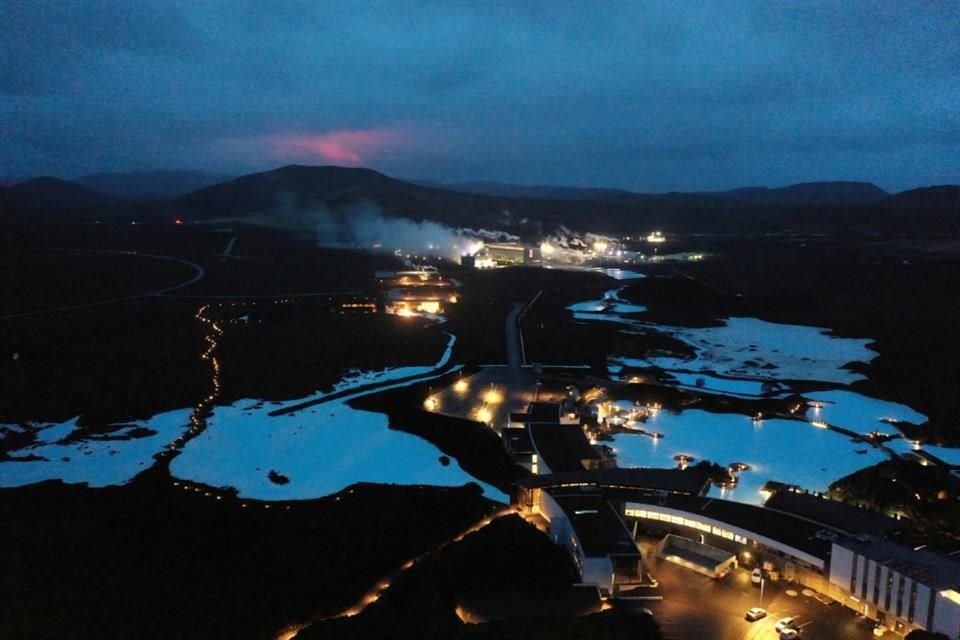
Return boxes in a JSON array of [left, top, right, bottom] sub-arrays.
[[1, 248, 206, 320], [505, 302, 525, 369]]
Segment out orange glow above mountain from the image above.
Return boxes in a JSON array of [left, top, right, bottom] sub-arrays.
[[268, 129, 405, 165]]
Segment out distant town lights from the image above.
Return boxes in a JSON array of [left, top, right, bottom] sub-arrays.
[[646, 231, 666, 243]]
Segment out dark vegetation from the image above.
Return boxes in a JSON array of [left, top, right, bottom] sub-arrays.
[[1, 297, 209, 429], [298, 514, 662, 640], [450, 265, 612, 366], [214, 304, 447, 403], [828, 459, 960, 551], [0, 247, 199, 315], [0, 224, 436, 432], [0, 468, 499, 640], [349, 371, 525, 493]]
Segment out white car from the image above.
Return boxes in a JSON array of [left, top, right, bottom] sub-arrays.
[[775, 616, 798, 632], [745, 607, 767, 621], [779, 630, 800, 640], [751, 568, 763, 585]]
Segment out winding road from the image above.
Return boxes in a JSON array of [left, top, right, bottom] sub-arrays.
[[1, 248, 206, 320]]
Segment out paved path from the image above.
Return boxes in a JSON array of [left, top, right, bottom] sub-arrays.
[[269, 333, 458, 417], [505, 302, 525, 369], [221, 235, 238, 257], [505, 290, 542, 368]]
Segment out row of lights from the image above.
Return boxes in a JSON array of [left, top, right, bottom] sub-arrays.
[[277, 506, 519, 640], [170, 480, 295, 510]]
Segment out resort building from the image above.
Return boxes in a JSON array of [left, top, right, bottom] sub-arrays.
[[829, 534, 960, 638]]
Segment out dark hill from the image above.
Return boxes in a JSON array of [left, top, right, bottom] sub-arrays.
[[885, 185, 960, 212], [1, 177, 168, 222], [175, 165, 544, 231], [422, 180, 637, 200], [11, 177, 112, 202], [718, 181, 888, 205], [175, 164, 794, 235], [76, 170, 235, 200], [4, 164, 958, 242], [174, 166, 960, 239]]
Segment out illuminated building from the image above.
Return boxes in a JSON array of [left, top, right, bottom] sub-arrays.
[[531, 491, 646, 597], [463, 243, 541, 268], [829, 535, 960, 637]]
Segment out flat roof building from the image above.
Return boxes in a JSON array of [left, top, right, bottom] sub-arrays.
[[537, 492, 645, 596], [528, 423, 600, 474], [763, 488, 906, 537], [517, 467, 711, 497]]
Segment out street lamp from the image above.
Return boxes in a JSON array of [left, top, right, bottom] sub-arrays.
[[760, 577, 765, 608]]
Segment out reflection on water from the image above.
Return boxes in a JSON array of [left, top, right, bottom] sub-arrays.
[[567, 287, 960, 505], [611, 410, 890, 504], [170, 394, 505, 501]]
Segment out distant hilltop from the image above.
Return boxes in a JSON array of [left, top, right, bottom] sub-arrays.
[[3, 165, 958, 241], [75, 170, 235, 200], [426, 179, 890, 206]]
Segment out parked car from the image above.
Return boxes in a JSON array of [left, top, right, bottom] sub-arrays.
[[775, 616, 798, 632], [751, 568, 763, 585], [745, 607, 767, 621], [780, 629, 800, 640]]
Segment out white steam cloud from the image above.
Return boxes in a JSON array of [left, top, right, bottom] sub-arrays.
[[311, 201, 518, 260], [538, 226, 619, 264]]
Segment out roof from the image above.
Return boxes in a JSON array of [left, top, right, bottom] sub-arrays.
[[835, 534, 960, 591], [529, 423, 599, 473], [511, 402, 562, 424], [517, 466, 710, 496], [623, 493, 834, 560], [764, 489, 905, 537], [502, 427, 535, 455], [550, 493, 640, 558], [456, 585, 601, 622]]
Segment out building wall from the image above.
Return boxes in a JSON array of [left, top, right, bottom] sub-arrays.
[[531, 491, 616, 595], [582, 557, 615, 594], [933, 591, 960, 640], [828, 543, 960, 638], [623, 503, 824, 569]]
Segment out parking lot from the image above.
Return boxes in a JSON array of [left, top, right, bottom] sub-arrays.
[[623, 549, 882, 640]]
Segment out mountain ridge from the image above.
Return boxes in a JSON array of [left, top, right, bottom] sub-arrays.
[[3, 165, 957, 240], [76, 170, 235, 200]]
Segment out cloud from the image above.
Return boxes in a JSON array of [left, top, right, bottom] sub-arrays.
[[1, 2, 958, 190], [267, 129, 406, 165]]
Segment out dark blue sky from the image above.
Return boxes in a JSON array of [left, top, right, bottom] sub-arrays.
[[3, 1, 958, 191]]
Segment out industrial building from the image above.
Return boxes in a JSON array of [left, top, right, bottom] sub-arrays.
[[374, 267, 460, 316], [462, 242, 541, 268]]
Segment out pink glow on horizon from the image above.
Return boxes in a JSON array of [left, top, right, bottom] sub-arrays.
[[268, 129, 405, 165]]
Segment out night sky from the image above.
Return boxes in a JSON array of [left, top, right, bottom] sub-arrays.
[[3, 1, 958, 191]]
